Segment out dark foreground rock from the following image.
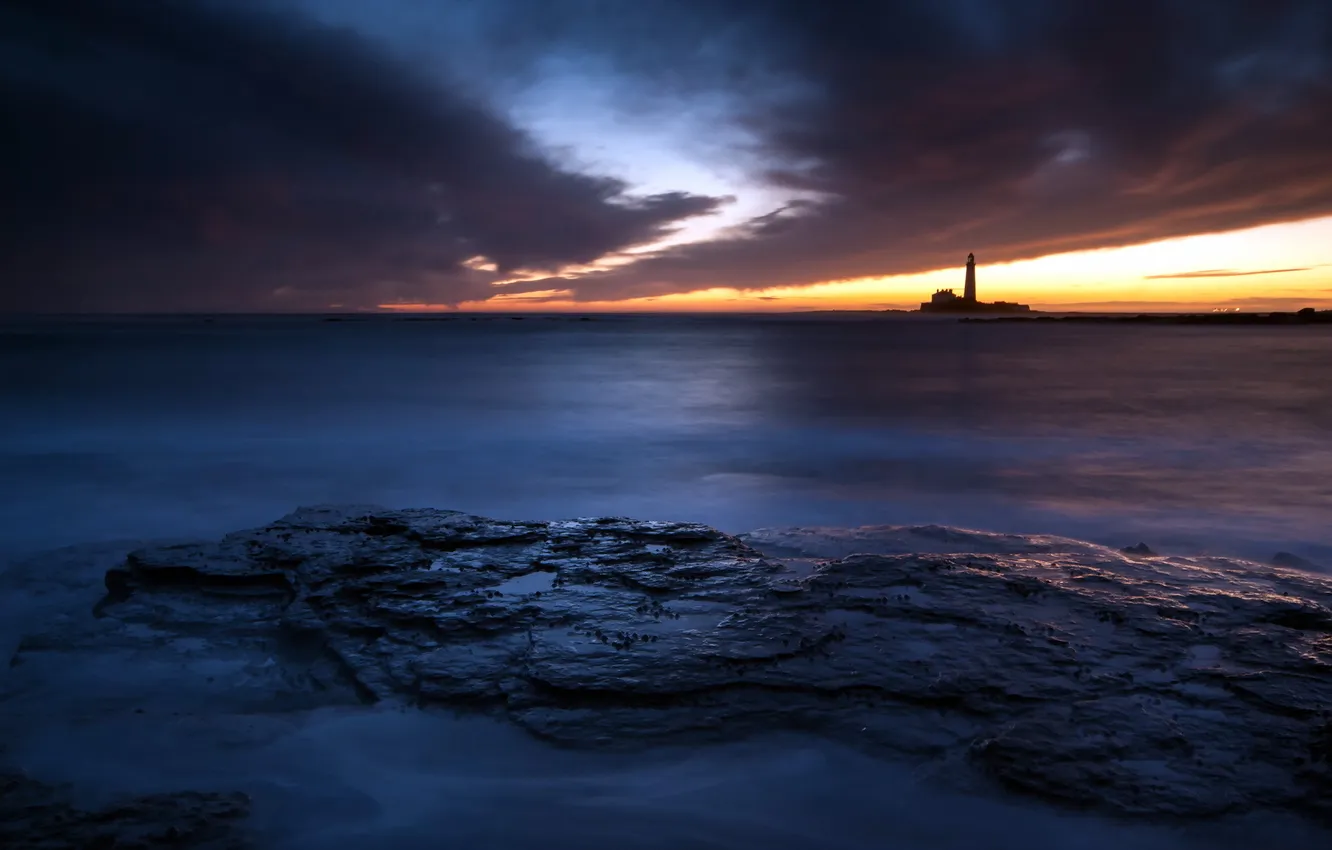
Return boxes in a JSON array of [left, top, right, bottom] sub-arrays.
[[0, 771, 249, 849], [16, 506, 1332, 824]]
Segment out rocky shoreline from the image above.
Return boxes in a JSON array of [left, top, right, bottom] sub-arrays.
[[4, 506, 1332, 845]]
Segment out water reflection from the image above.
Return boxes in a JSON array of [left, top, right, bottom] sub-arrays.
[[0, 316, 1329, 563]]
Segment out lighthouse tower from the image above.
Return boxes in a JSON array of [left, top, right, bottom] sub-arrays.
[[963, 252, 976, 302]]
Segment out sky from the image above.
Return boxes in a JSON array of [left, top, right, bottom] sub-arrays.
[[1, 0, 1330, 313]]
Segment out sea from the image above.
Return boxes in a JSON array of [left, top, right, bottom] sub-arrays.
[[2, 313, 1330, 849], [2, 313, 1330, 562]]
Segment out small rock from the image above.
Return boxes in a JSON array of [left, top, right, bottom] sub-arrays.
[[1121, 542, 1156, 556], [1273, 552, 1321, 570]]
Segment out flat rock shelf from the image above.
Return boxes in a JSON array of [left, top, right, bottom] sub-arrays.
[[5, 505, 1332, 843]]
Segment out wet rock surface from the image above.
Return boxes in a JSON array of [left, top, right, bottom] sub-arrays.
[[0, 770, 250, 849], [9, 506, 1332, 825]]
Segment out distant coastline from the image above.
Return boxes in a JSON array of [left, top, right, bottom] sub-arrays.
[[959, 308, 1332, 325]]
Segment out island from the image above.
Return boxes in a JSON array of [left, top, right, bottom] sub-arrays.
[[920, 253, 1031, 314]]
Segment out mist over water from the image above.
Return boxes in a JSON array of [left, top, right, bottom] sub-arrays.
[[2, 315, 1330, 562], [3, 315, 1331, 848], [8, 705, 1324, 850]]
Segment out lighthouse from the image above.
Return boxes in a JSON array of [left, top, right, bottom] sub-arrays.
[[919, 252, 1029, 312]]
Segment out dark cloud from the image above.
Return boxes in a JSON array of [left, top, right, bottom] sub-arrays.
[[4, 0, 1330, 311], [1215, 295, 1330, 307], [0, 0, 724, 311], [493, 0, 1332, 301], [1144, 267, 1314, 279]]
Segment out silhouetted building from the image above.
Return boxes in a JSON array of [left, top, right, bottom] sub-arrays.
[[919, 253, 1030, 314]]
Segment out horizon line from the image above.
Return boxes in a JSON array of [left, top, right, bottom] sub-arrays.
[[5, 305, 1331, 319]]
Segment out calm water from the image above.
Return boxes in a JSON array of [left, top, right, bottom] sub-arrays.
[[2, 314, 1331, 562], [5, 314, 1332, 849]]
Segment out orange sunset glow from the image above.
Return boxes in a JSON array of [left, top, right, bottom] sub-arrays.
[[378, 214, 1332, 314]]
